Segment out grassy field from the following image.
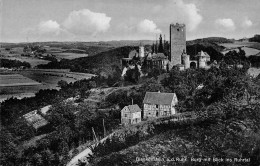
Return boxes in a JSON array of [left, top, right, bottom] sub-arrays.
[[0, 74, 41, 86], [222, 47, 260, 57], [53, 52, 88, 60], [0, 70, 95, 102], [0, 74, 46, 102], [248, 67, 260, 78], [220, 41, 260, 49], [14, 69, 95, 89], [1, 57, 50, 68]]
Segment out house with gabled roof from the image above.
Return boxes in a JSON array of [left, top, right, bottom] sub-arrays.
[[23, 110, 48, 130], [146, 53, 169, 70], [121, 104, 142, 126], [143, 91, 178, 119]]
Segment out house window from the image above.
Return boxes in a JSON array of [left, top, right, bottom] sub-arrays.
[[125, 114, 127, 117], [156, 104, 159, 108]]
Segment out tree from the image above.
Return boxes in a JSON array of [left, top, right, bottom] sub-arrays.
[[57, 80, 68, 89], [134, 64, 140, 83], [0, 127, 19, 165], [158, 34, 164, 53]]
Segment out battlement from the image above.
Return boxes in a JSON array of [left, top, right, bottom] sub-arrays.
[[170, 23, 186, 28]]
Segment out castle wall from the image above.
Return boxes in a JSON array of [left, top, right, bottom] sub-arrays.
[[170, 24, 186, 67], [199, 59, 206, 68], [183, 55, 190, 69]]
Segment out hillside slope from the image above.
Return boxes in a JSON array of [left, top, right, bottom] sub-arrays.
[[38, 46, 137, 76], [186, 41, 224, 61], [90, 122, 260, 166], [188, 37, 234, 44]]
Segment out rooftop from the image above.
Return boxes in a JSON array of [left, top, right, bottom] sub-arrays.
[[147, 53, 167, 60], [122, 104, 142, 113], [143, 92, 177, 105], [196, 51, 210, 57], [23, 110, 48, 129]]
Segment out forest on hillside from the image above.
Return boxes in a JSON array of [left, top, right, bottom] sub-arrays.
[[1, 45, 260, 165], [0, 59, 31, 68]]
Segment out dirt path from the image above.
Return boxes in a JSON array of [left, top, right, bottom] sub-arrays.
[[66, 132, 116, 166]]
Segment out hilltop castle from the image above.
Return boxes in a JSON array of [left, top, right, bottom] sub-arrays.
[[169, 23, 210, 70], [121, 23, 211, 73]]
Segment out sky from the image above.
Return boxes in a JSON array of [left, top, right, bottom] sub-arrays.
[[0, 0, 259, 42]]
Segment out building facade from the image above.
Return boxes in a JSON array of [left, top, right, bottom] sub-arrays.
[[143, 92, 178, 119], [146, 53, 169, 70], [182, 50, 211, 69], [121, 104, 142, 126]]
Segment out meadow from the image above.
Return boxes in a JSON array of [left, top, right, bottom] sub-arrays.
[[14, 69, 95, 89], [2, 57, 50, 68], [53, 52, 88, 60], [0, 74, 45, 102], [222, 46, 260, 57], [0, 70, 95, 102], [0, 74, 41, 87], [220, 41, 260, 50]]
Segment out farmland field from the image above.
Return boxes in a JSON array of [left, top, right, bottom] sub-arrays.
[[10, 69, 94, 90], [220, 41, 260, 50], [0, 70, 95, 102], [222, 47, 260, 57], [0, 74, 41, 87], [53, 52, 88, 60], [0, 74, 45, 102], [1, 57, 50, 68], [220, 41, 260, 56]]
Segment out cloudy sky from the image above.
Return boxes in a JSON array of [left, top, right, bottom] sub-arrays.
[[0, 0, 259, 42]]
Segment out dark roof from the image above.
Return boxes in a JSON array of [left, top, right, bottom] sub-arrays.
[[122, 104, 142, 113], [143, 92, 177, 105]]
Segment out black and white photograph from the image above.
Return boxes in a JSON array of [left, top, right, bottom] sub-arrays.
[[0, 0, 260, 165]]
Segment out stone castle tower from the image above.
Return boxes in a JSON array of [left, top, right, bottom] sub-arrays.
[[139, 44, 144, 58], [169, 23, 186, 67]]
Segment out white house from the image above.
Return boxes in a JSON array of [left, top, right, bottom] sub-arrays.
[[121, 104, 142, 126]]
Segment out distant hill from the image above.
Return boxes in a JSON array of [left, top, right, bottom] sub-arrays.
[[249, 35, 260, 43], [38, 46, 138, 76], [188, 37, 234, 44], [186, 41, 225, 61]]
